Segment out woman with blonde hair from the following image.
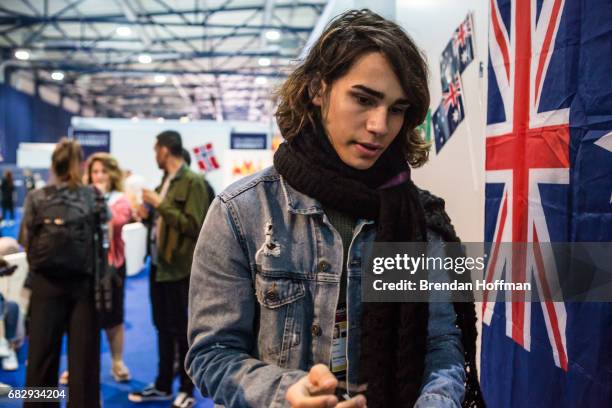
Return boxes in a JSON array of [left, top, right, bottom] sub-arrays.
[[20, 138, 101, 407], [88, 152, 132, 381]]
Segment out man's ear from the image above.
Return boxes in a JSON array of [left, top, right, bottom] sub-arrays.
[[310, 78, 326, 106]]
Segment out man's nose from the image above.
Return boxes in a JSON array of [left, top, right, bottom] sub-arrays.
[[365, 106, 389, 137]]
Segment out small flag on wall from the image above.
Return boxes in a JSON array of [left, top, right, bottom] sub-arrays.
[[193, 143, 220, 172], [454, 14, 475, 73], [433, 74, 465, 153], [440, 41, 459, 95], [434, 12, 475, 154]]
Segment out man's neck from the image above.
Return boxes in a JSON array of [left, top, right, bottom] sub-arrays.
[[165, 157, 184, 176]]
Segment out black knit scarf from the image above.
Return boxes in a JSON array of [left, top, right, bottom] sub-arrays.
[[273, 124, 484, 407]]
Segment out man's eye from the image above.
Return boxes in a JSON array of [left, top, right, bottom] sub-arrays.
[[390, 106, 407, 115], [354, 95, 374, 106]]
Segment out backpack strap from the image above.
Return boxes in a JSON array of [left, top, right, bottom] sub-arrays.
[[42, 185, 58, 199]]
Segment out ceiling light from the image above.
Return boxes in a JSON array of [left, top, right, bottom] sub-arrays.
[[154, 74, 167, 83], [156, 117, 165, 123], [179, 116, 190, 123], [116, 26, 132, 37], [265, 30, 281, 41], [14, 49, 30, 60], [138, 54, 152, 64], [258, 57, 271, 67], [51, 71, 64, 81], [255, 76, 268, 85]]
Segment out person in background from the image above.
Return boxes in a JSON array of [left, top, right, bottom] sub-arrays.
[[20, 138, 102, 407], [89, 153, 133, 381], [186, 9, 483, 408], [0, 257, 24, 373], [58, 152, 133, 385], [23, 169, 35, 193], [128, 131, 208, 408], [0, 294, 23, 372], [1, 171, 15, 222]]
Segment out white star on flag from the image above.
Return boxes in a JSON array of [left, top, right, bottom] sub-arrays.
[[452, 110, 460, 123]]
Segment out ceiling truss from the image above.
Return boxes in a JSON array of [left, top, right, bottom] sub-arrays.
[[0, 0, 326, 121]]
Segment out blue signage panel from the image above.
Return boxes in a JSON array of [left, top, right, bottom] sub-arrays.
[[70, 128, 111, 158], [230, 133, 267, 150]]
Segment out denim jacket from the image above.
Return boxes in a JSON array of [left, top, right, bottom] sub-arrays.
[[187, 167, 465, 408]]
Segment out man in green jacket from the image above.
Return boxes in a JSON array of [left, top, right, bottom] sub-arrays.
[[129, 130, 208, 408]]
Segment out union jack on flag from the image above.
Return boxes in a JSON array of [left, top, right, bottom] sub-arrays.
[[453, 13, 475, 73], [193, 143, 220, 172], [481, 0, 612, 406], [433, 74, 465, 153]]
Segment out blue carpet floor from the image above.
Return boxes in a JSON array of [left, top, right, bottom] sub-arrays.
[[0, 210, 214, 407]]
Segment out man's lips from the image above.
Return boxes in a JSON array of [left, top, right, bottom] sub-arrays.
[[353, 141, 383, 158], [357, 142, 383, 151]]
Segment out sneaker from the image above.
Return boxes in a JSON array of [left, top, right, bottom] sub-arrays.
[[128, 384, 173, 403], [172, 392, 195, 408], [0, 338, 9, 358], [1, 349, 18, 371]]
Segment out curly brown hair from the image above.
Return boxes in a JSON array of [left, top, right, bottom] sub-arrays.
[[275, 9, 431, 167], [86, 152, 124, 192]]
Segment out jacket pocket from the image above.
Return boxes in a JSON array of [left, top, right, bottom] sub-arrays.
[[254, 274, 305, 364]]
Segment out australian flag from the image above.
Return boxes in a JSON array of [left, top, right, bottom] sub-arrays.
[[481, 0, 612, 407], [440, 13, 475, 91], [432, 74, 465, 153], [454, 13, 475, 73], [193, 143, 220, 172], [439, 40, 459, 94]]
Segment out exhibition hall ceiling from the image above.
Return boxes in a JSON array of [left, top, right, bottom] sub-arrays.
[[0, 0, 326, 121]]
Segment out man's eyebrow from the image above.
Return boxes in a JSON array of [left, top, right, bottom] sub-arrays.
[[351, 85, 410, 105]]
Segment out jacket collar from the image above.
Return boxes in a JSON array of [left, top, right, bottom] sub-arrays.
[[161, 163, 188, 185], [279, 174, 324, 215], [173, 163, 189, 180]]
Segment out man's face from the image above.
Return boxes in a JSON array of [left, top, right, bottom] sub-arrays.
[[154, 143, 169, 170], [313, 52, 410, 170]]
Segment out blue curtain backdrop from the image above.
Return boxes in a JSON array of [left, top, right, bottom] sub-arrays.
[[0, 84, 73, 164]]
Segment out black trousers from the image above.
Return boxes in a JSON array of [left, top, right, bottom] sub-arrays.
[[2, 202, 14, 220], [149, 265, 193, 394], [25, 274, 100, 408]]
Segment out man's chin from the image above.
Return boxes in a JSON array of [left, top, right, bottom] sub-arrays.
[[343, 157, 376, 171]]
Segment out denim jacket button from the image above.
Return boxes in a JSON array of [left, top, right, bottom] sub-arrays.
[[311, 324, 322, 336], [265, 288, 278, 302], [318, 261, 331, 272]]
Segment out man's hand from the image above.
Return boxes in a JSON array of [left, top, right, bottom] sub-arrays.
[[142, 189, 162, 208], [286, 364, 367, 408]]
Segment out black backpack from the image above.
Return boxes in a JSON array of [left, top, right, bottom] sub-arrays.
[[27, 185, 97, 278]]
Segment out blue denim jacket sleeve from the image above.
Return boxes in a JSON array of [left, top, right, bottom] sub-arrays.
[[414, 233, 466, 408], [186, 198, 307, 408]]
